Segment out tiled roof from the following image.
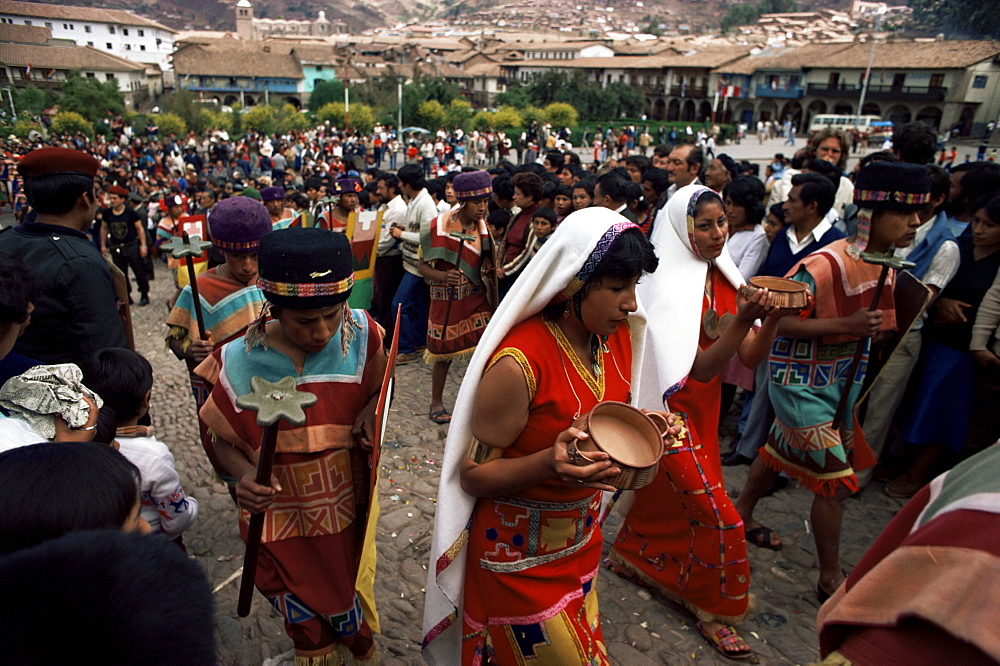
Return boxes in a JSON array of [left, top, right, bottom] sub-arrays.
[[0, 0, 175, 33], [172, 39, 303, 79], [0, 41, 145, 70], [0, 22, 50, 43]]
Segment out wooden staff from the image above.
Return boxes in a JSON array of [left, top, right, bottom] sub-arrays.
[[161, 232, 213, 340], [233, 376, 317, 617], [831, 252, 915, 430]]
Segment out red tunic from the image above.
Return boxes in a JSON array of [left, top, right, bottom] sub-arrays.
[[462, 314, 632, 665]]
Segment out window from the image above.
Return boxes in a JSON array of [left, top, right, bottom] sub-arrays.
[[124, 44, 131, 50], [107, 73, 115, 81], [140, 44, 145, 51], [85, 25, 91, 33], [106, 42, 112, 49], [86, 72, 95, 78], [45, 21, 52, 28], [138, 29, 144, 36], [62, 23, 69, 29], [109, 25, 115, 34], [24, 20, 32, 25], [87, 41, 93, 46], [973, 75, 988, 89], [122, 28, 129, 36]]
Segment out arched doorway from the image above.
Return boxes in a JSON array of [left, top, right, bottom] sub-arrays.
[[283, 96, 302, 109], [681, 100, 695, 121], [667, 99, 680, 121], [653, 98, 666, 121], [861, 102, 881, 116], [244, 94, 256, 106], [224, 95, 239, 106], [779, 101, 803, 128], [736, 102, 754, 126], [886, 104, 911, 126], [833, 102, 853, 115], [955, 105, 976, 135], [698, 101, 713, 122], [805, 100, 827, 130], [915, 106, 942, 129], [758, 100, 777, 122]]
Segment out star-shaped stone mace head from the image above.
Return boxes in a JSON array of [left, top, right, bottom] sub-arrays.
[[161, 234, 214, 259], [235, 376, 318, 427]]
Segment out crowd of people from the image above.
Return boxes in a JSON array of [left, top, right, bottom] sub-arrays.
[[0, 115, 998, 665]]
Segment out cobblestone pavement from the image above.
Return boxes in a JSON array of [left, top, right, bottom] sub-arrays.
[[134, 266, 906, 666]]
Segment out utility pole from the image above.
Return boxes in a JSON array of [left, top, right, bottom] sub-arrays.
[[857, 7, 887, 119]]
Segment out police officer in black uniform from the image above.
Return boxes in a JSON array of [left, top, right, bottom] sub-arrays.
[[0, 147, 127, 364]]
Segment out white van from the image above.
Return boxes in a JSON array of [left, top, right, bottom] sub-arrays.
[[808, 115, 882, 136]]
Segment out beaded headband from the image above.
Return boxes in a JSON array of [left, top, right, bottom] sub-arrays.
[[560, 219, 637, 298], [854, 189, 931, 206], [257, 274, 354, 297], [214, 238, 261, 252]]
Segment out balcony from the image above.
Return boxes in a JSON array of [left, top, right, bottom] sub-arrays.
[[806, 83, 947, 102], [668, 85, 708, 98], [755, 85, 804, 99]]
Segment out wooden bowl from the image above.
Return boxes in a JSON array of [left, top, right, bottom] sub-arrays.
[[739, 276, 810, 309], [568, 402, 665, 490]]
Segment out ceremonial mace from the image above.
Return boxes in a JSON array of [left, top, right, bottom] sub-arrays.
[[831, 251, 915, 430], [234, 376, 318, 617], [160, 232, 214, 340]]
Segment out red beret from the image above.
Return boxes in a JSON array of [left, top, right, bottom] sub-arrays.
[[17, 147, 99, 178], [106, 185, 130, 197]]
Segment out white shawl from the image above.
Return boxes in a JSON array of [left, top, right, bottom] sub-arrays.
[[421, 208, 649, 662]]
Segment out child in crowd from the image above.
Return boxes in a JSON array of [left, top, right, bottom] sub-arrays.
[[486, 208, 510, 242], [531, 206, 558, 246], [763, 203, 787, 244], [82, 348, 198, 542], [552, 184, 574, 220]]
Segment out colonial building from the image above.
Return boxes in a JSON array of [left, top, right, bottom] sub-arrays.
[[0, 0, 175, 83], [0, 24, 155, 108]]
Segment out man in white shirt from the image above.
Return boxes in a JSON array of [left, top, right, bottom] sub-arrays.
[[372, 172, 408, 338]]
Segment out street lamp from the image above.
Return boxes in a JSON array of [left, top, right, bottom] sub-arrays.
[[397, 75, 405, 133], [857, 7, 887, 119]]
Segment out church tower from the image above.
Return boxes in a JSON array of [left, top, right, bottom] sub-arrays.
[[235, 0, 254, 40]]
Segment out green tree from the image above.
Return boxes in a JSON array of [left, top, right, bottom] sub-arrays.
[[606, 82, 644, 118], [10, 119, 42, 140], [471, 110, 495, 132], [346, 103, 376, 133], [273, 103, 311, 134], [520, 105, 546, 129], [51, 110, 93, 137], [244, 105, 276, 135], [15, 86, 55, 116], [308, 79, 346, 112], [161, 89, 206, 134], [544, 102, 578, 128], [525, 71, 570, 106], [416, 99, 446, 130], [58, 72, 124, 123], [910, 0, 1000, 38], [317, 102, 346, 126], [492, 106, 524, 133], [200, 108, 233, 134], [444, 98, 472, 129], [151, 112, 187, 137], [495, 85, 532, 109]]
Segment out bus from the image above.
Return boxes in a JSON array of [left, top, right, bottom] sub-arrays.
[[808, 115, 883, 136]]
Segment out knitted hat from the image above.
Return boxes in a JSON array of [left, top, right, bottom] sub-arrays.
[[240, 187, 262, 201], [257, 228, 353, 309], [452, 170, 492, 201], [209, 197, 272, 253], [260, 185, 285, 202], [332, 178, 361, 195], [17, 147, 98, 178], [853, 162, 932, 213]]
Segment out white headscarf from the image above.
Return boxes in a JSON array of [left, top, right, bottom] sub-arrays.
[[422, 208, 649, 662], [636, 183, 745, 410]]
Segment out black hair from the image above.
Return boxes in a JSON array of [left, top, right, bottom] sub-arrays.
[[692, 189, 724, 218], [378, 172, 400, 196], [789, 148, 810, 170], [804, 158, 843, 190], [561, 163, 583, 180], [768, 202, 786, 225], [532, 206, 558, 226], [858, 150, 898, 171], [0, 442, 140, 555], [893, 122, 938, 165], [554, 184, 573, 199], [573, 178, 595, 198], [425, 180, 444, 201], [722, 176, 766, 227], [543, 227, 658, 321], [925, 164, 951, 212], [201, 188, 217, 201], [0, 253, 38, 331], [959, 162, 1000, 213], [81, 349, 154, 423], [396, 163, 426, 190], [487, 208, 511, 234], [624, 155, 651, 173], [565, 152, 581, 166], [492, 174, 515, 203], [23, 174, 94, 215], [641, 168, 670, 200], [512, 171, 544, 202], [627, 181, 648, 215], [986, 193, 1000, 226], [739, 161, 759, 177], [541, 180, 557, 203], [595, 170, 631, 203], [304, 176, 323, 191], [791, 172, 836, 218], [0, 530, 216, 664], [287, 190, 310, 209], [685, 145, 705, 174], [543, 151, 565, 171], [653, 144, 671, 157], [519, 162, 547, 177]]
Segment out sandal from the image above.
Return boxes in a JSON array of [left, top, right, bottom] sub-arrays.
[[429, 409, 452, 425], [696, 621, 752, 661], [745, 525, 782, 551]]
